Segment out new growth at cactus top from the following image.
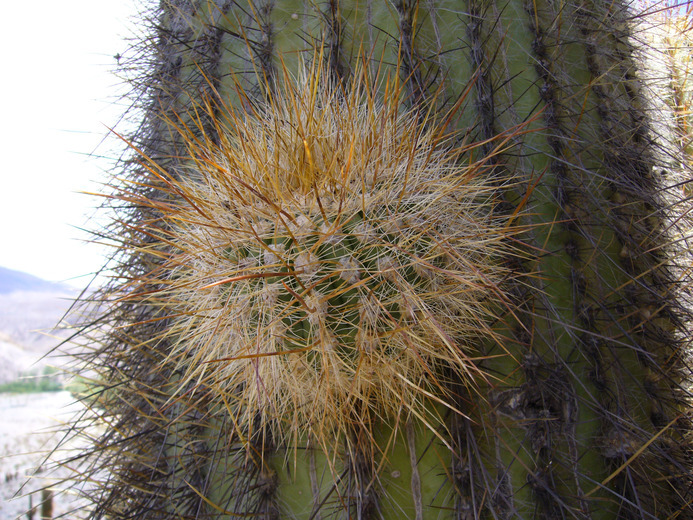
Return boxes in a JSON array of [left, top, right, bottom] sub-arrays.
[[142, 63, 519, 450]]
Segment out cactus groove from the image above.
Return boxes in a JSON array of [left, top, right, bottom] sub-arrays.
[[58, 1, 693, 519]]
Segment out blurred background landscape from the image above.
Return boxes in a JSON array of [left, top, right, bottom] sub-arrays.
[[0, 0, 136, 515], [0, 266, 78, 389], [0, 266, 85, 518]]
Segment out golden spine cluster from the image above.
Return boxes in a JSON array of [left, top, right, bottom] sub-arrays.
[[150, 63, 518, 448]]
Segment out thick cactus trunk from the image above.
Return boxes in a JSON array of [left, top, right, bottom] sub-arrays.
[[61, 1, 693, 519]]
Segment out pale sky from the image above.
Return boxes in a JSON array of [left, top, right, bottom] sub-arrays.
[[0, 0, 140, 288]]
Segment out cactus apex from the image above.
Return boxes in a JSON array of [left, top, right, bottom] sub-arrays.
[[134, 58, 521, 451]]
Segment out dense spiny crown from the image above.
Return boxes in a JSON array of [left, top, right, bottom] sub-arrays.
[[145, 64, 517, 448]]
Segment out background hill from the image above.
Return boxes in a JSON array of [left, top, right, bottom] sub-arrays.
[[0, 266, 73, 294], [0, 266, 79, 384]]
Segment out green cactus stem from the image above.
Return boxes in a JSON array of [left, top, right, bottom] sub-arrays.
[[54, 1, 693, 519]]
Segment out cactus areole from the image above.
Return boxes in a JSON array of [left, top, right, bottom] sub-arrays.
[[59, 1, 693, 519]]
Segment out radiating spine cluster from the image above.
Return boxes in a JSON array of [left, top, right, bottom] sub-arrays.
[[161, 63, 514, 447]]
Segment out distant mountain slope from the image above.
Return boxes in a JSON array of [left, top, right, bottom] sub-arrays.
[[0, 269, 81, 384], [0, 266, 72, 294], [0, 267, 78, 356]]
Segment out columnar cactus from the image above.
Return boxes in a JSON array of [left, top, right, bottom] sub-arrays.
[[61, 1, 693, 519]]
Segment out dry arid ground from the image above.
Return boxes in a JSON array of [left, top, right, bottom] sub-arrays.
[[0, 391, 86, 519]]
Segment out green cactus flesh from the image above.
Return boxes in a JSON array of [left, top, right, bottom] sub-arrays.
[[57, 0, 693, 519]]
